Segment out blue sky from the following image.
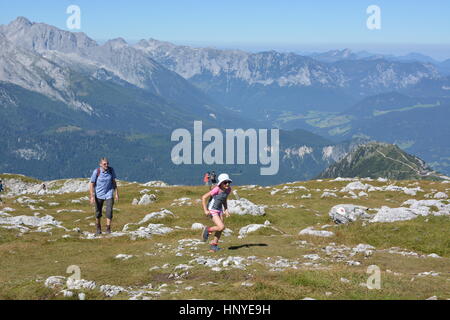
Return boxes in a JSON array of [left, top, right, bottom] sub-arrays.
[[1, 0, 449, 60]]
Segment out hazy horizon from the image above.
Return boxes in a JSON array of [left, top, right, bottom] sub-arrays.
[[1, 0, 450, 61]]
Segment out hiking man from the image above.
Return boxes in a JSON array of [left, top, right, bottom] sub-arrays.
[[0, 180, 4, 206], [89, 158, 119, 235], [40, 183, 47, 195], [201, 173, 232, 252], [210, 171, 217, 185]]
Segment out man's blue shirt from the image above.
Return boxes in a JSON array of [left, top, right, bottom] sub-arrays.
[[90, 167, 116, 200]]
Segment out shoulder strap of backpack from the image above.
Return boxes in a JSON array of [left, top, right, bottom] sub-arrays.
[[93, 167, 100, 186]]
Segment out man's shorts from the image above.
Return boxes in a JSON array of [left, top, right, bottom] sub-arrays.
[[94, 197, 114, 219]]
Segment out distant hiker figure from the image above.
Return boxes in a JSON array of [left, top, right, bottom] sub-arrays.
[[201, 173, 232, 252], [203, 172, 210, 187], [90, 158, 119, 235], [210, 171, 217, 185], [0, 180, 4, 206]]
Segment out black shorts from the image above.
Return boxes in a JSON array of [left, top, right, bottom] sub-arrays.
[[94, 197, 114, 219]]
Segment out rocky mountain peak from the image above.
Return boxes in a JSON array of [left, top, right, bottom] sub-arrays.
[[1, 17, 97, 52], [104, 37, 128, 49], [8, 16, 33, 29], [317, 142, 441, 180]]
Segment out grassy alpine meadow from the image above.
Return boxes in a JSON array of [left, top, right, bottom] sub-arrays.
[[0, 174, 449, 300]]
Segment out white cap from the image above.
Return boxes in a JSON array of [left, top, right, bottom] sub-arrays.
[[217, 173, 232, 186]]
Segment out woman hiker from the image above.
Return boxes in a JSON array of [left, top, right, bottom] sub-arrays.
[[201, 173, 232, 252], [203, 172, 210, 187], [89, 158, 119, 235]]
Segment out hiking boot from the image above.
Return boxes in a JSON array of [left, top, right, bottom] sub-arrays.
[[106, 225, 111, 234], [201, 227, 210, 242], [96, 224, 102, 235], [209, 244, 222, 253]]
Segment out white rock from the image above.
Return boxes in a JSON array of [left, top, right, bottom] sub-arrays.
[[222, 256, 246, 267], [434, 192, 448, 199], [223, 228, 233, 237], [100, 285, 126, 297], [142, 181, 169, 187], [115, 254, 133, 260], [370, 207, 418, 223], [303, 254, 320, 261], [238, 221, 271, 238], [402, 199, 450, 217], [144, 224, 173, 235], [299, 227, 334, 238], [61, 290, 74, 297], [332, 177, 357, 182], [329, 205, 371, 224], [353, 244, 375, 254], [241, 281, 254, 287], [321, 192, 337, 198], [138, 209, 174, 224], [137, 194, 157, 206], [228, 198, 265, 216], [341, 181, 372, 192], [78, 293, 86, 300], [191, 223, 205, 230], [66, 278, 96, 290], [171, 197, 192, 206], [57, 209, 84, 213], [174, 264, 193, 271], [44, 276, 66, 289], [358, 191, 368, 197], [0, 214, 63, 229]]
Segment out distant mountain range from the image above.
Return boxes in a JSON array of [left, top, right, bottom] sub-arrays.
[[137, 39, 441, 118], [307, 49, 449, 73], [0, 17, 449, 182]]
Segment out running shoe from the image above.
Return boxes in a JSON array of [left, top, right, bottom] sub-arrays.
[[209, 244, 222, 252], [201, 227, 209, 242]]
